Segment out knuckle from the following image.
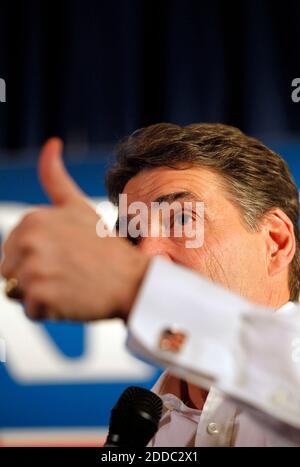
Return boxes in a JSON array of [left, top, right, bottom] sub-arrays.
[[18, 234, 37, 252], [18, 230, 47, 254], [21, 209, 49, 232], [21, 211, 40, 228], [19, 262, 41, 283]]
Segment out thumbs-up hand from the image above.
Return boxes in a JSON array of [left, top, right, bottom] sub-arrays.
[[0, 138, 149, 321]]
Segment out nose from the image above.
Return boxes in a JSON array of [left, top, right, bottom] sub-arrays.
[[137, 236, 172, 261]]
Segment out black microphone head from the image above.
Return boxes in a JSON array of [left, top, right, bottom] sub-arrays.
[[105, 386, 163, 447]]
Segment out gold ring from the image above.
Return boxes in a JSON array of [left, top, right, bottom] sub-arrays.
[[5, 278, 24, 300]]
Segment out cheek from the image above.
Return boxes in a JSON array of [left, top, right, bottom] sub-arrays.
[[205, 229, 267, 287], [171, 240, 225, 278], [173, 227, 265, 288], [167, 211, 268, 286]]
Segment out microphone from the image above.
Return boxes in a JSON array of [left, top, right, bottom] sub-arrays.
[[104, 386, 163, 447]]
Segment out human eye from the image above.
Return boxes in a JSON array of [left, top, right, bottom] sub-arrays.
[[126, 234, 140, 246], [173, 211, 193, 227]]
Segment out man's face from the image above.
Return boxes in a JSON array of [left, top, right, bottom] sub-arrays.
[[122, 166, 273, 305]]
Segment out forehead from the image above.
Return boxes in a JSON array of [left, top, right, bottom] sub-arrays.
[[122, 166, 227, 204]]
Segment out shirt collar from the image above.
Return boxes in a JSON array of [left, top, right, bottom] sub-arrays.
[[275, 300, 298, 315]]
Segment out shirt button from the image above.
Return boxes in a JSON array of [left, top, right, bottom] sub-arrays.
[[207, 422, 220, 435]]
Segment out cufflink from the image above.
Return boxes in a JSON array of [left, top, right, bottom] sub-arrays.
[[158, 328, 187, 353]]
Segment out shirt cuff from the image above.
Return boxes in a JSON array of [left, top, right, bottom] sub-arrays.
[[127, 256, 254, 387]]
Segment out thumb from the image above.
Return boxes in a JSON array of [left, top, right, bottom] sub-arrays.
[[38, 137, 87, 206]]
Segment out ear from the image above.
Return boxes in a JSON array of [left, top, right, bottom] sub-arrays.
[[263, 208, 296, 277]]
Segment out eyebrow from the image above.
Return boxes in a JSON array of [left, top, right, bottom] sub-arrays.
[[116, 191, 204, 231], [153, 191, 202, 203], [154, 191, 207, 222]]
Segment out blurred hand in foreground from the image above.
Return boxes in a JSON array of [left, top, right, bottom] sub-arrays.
[[0, 138, 149, 321]]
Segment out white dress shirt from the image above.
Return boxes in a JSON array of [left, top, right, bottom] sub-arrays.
[[127, 257, 300, 446]]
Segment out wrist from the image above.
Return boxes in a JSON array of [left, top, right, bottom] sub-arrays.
[[117, 249, 151, 321]]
